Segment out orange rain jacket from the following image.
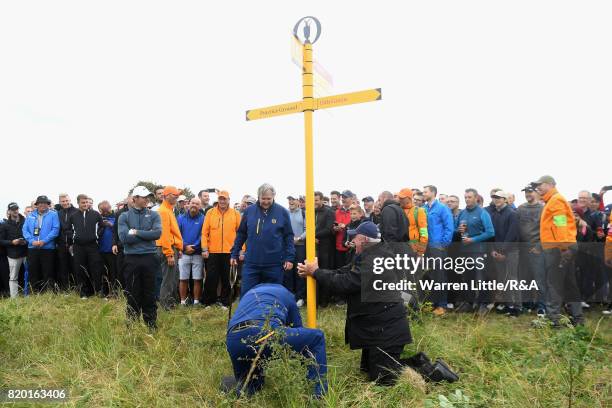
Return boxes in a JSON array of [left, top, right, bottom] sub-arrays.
[[156, 200, 183, 258], [201, 206, 242, 254], [402, 204, 428, 255], [540, 187, 577, 250]]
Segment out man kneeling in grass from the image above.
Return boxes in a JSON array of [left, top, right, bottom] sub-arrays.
[[225, 283, 327, 397], [299, 221, 458, 386]]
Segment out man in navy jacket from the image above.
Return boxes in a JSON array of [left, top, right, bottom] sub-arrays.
[[230, 183, 295, 297]]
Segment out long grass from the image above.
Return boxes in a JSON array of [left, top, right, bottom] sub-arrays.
[[0, 294, 610, 407]]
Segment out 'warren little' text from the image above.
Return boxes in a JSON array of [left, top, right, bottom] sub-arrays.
[[372, 280, 539, 292]]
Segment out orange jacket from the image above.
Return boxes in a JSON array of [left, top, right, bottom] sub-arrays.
[[605, 212, 612, 263], [403, 204, 428, 255], [201, 206, 241, 254], [156, 200, 183, 258], [540, 188, 577, 250]]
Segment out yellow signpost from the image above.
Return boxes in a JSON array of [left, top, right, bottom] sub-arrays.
[[246, 16, 382, 328]]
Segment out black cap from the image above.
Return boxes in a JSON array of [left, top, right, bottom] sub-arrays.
[[362, 196, 374, 203], [35, 195, 51, 205], [341, 190, 354, 198], [521, 185, 535, 192], [7, 202, 19, 211]]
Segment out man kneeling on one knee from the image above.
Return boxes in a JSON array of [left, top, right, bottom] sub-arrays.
[[298, 221, 413, 386]]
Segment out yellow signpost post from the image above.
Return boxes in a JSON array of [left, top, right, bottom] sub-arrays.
[[246, 16, 381, 328]]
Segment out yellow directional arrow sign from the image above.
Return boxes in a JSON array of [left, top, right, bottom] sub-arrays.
[[246, 100, 306, 121], [315, 88, 381, 111], [246, 88, 381, 121]]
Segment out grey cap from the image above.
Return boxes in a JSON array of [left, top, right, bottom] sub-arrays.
[[532, 175, 556, 186]]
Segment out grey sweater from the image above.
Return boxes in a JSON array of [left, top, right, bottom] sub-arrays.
[[517, 202, 543, 244], [118, 207, 162, 255]]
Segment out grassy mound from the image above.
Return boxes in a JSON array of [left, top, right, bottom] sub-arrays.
[[0, 294, 610, 407]]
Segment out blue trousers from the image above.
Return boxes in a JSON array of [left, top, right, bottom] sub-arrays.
[[226, 325, 327, 396], [240, 264, 284, 298]]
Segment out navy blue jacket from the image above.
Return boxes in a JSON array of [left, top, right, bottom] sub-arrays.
[[98, 215, 115, 253], [490, 204, 520, 252], [228, 283, 302, 329], [231, 202, 295, 266]]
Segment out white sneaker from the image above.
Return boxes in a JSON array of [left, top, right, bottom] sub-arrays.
[[296, 299, 304, 307], [602, 309, 612, 316], [80, 296, 88, 300], [220, 305, 228, 311], [446, 303, 454, 310], [581, 302, 590, 308]]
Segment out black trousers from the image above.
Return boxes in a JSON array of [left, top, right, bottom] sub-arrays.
[[315, 243, 333, 306], [56, 244, 75, 291], [283, 245, 306, 300], [27, 249, 56, 293], [123, 253, 158, 328], [101, 252, 119, 296], [360, 345, 405, 386], [0, 254, 9, 297], [204, 253, 231, 306], [73, 243, 103, 297], [116, 250, 125, 288]]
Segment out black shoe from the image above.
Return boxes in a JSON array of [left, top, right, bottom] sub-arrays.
[[402, 352, 459, 383], [495, 304, 509, 314], [427, 359, 459, 383], [400, 352, 432, 370]]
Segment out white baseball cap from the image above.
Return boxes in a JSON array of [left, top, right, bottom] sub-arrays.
[[132, 186, 153, 197], [178, 195, 187, 202], [491, 191, 509, 199]]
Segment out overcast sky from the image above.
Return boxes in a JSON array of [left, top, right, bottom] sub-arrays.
[[1, 1, 611, 213]]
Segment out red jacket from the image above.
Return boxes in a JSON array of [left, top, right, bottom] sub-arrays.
[[335, 207, 351, 251]]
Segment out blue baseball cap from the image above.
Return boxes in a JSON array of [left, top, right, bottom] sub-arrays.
[[347, 221, 379, 239]]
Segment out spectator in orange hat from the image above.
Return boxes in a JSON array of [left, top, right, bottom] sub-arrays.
[[156, 185, 183, 309]]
